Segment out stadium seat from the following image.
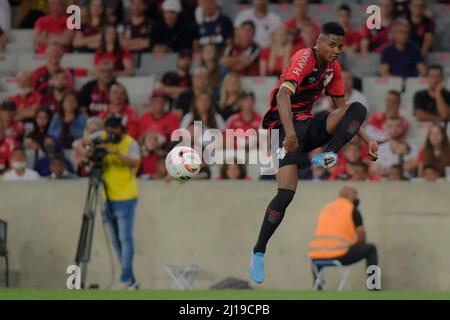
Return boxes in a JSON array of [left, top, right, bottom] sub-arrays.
[[164, 264, 199, 290], [117, 75, 155, 113], [345, 52, 380, 78], [362, 77, 403, 113], [74, 76, 93, 91], [4, 43, 34, 54], [7, 29, 33, 44], [61, 54, 94, 74], [0, 92, 11, 102], [136, 53, 178, 77], [15, 53, 47, 72], [0, 54, 17, 76], [0, 76, 19, 93], [240, 76, 278, 115], [311, 259, 351, 291]]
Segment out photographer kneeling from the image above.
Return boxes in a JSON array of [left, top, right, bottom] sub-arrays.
[[74, 115, 141, 290]]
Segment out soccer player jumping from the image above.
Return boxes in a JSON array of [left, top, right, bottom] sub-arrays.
[[249, 22, 379, 284]]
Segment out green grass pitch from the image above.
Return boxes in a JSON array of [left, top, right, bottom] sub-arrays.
[[1, 289, 450, 300]]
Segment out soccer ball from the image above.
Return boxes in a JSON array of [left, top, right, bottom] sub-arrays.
[[165, 146, 202, 181]]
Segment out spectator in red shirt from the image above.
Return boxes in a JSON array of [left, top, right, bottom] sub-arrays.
[[330, 141, 369, 180], [361, 0, 394, 54], [417, 123, 450, 177], [284, 0, 321, 46], [32, 0, 73, 53], [78, 60, 117, 116], [139, 90, 180, 141], [217, 72, 243, 120], [0, 125, 17, 174], [226, 91, 262, 150], [366, 90, 409, 144], [9, 72, 42, 122], [40, 68, 73, 113], [337, 4, 361, 53], [220, 20, 261, 77], [0, 100, 24, 144], [139, 130, 167, 179], [119, 0, 151, 53], [94, 25, 135, 77], [73, 0, 107, 53], [99, 83, 139, 138], [24, 108, 52, 151], [217, 163, 251, 180], [407, 0, 435, 57], [155, 49, 192, 102], [32, 42, 75, 95], [259, 26, 295, 77]]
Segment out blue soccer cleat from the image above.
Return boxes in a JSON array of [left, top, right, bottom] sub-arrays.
[[249, 252, 265, 284], [311, 151, 338, 168]]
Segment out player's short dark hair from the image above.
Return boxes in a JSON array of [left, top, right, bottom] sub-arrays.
[[321, 22, 346, 37], [427, 64, 444, 75], [338, 4, 352, 14], [240, 20, 256, 32]]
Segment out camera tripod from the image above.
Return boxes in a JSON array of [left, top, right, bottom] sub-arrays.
[[74, 165, 113, 288]]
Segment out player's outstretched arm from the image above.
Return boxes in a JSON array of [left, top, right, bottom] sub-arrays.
[[276, 86, 298, 153]]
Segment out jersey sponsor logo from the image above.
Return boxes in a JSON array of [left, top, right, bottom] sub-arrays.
[[323, 72, 334, 87], [293, 49, 312, 76]]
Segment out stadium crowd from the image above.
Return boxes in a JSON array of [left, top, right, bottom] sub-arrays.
[[0, 0, 450, 182]]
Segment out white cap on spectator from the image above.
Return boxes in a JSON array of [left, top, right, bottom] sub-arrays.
[[162, 0, 182, 13]]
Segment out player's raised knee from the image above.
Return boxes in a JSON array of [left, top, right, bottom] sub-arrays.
[[348, 101, 368, 121]]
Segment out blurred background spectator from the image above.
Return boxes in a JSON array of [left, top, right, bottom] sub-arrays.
[[48, 92, 88, 149], [150, 0, 198, 54], [221, 20, 260, 76], [407, 0, 435, 57], [174, 66, 210, 117], [366, 90, 409, 144], [413, 65, 450, 122], [32, 0, 73, 53], [119, 0, 151, 54], [48, 155, 78, 179], [24, 108, 52, 151], [361, 0, 393, 54], [377, 116, 418, 178], [40, 68, 73, 113], [259, 25, 294, 77], [285, 0, 320, 47], [98, 83, 139, 139], [218, 163, 250, 180], [200, 44, 227, 99], [2, 147, 39, 181], [72, 0, 107, 53], [156, 49, 192, 104], [337, 4, 361, 53], [417, 123, 450, 178], [0, 100, 24, 144], [33, 134, 74, 176], [234, 0, 281, 49], [78, 60, 116, 116], [9, 72, 42, 122], [217, 72, 242, 120], [379, 18, 426, 78], [196, 0, 234, 50], [94, 24, 134, 76]]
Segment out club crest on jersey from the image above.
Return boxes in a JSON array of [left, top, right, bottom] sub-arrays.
[[323, 72, 334, 86]]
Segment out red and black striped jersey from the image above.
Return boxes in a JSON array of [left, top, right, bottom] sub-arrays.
[[262, 47, 344, 129]]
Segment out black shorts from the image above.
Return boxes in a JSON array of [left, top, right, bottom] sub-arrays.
[[274, 111, 332, 168]]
